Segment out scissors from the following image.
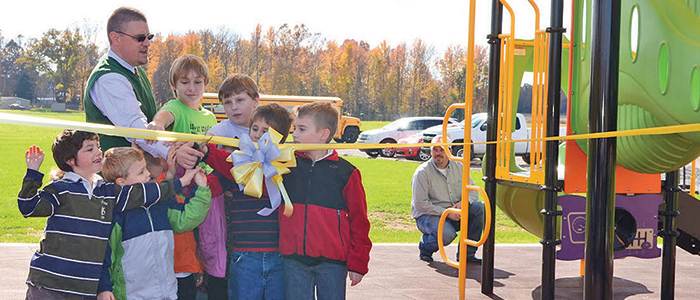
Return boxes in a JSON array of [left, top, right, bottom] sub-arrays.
[[192, 136, 214, 169]]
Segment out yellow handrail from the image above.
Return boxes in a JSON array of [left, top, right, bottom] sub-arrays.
[[493, 0, 551, 185], [692, 160, 697, 196], [513, 40, 570, 49], [437, 185, 493, 267], [495, 0, 516, 179], [443, 103, 468, 163], [526, 0, 541, 30]]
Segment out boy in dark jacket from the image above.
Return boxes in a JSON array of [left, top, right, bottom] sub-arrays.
[[280, 102, 372, 300]]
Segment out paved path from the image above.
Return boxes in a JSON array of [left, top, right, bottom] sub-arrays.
[[2, 243, 698, 299]]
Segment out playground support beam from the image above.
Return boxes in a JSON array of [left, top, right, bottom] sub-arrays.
[[660, 170, 679, 300], [540, 0, 565, 299], [482, 0, 503, 295], [584, 0, 621, 299], [583, 0, 620, 300]]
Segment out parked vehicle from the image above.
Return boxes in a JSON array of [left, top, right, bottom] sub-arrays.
[[357, 117, 456, 158], [200, 93, 362, 143], [420, 113, 531, 161], [9, 103, 28, 110], [396, 133, 432, 161]]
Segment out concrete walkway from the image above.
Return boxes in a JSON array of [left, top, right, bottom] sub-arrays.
[[1, 243, 698, 299]]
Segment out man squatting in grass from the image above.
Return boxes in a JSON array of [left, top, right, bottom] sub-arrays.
[[411, 135, 485, 264]]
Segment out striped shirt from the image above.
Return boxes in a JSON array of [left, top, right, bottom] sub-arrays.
[[209, 167, 280, 252], [224, 182, 281, 252], [17, 169, 181, 297]]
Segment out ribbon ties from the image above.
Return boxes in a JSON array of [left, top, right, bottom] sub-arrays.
[[229, 129, 295, 217]]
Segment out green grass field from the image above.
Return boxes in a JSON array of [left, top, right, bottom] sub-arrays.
[[360, 121, 389, 132], [0, 109, 86, 242], [0, 110, 538, 244]]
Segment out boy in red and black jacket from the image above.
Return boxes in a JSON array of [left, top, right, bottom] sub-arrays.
[[281, 102, 372, 299]]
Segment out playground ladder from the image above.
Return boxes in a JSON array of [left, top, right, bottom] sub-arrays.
[[495, 0, 549, 185]]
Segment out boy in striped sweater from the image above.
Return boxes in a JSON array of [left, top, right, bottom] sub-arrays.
[[183, 103, 294, 299], [18, 130, 197, 299]]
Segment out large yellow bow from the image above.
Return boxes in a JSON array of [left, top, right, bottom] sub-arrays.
[[229, 129, 295, 217]]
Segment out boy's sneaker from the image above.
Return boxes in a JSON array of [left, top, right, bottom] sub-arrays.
[[419, 253, 434, 262]]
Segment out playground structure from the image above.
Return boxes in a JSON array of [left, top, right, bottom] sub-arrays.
[[434, 0, 700, 299]]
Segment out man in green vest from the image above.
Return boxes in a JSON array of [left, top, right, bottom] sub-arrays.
[[83, 6, 168, 158]]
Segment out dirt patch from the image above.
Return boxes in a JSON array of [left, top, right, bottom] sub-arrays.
[[369, 211, 415, 231]]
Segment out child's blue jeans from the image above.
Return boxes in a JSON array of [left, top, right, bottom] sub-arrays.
[[227, 251, 285, 300], [284, 257, 348, 300]]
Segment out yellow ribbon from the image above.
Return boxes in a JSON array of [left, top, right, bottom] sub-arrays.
[[228, 129, 295, 217], [2, 112, 699, 153]]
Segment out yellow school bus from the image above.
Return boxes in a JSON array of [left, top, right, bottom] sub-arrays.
[[200, 93, 362, 143]]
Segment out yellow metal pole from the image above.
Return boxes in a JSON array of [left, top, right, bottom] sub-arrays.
[[691, 159, 697, 196], [437, 187, 493, 298]]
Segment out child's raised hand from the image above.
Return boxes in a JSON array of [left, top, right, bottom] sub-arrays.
[[180, 166, 202, 187], [193, 168, 208, 187], [25, 145, 44, 171]]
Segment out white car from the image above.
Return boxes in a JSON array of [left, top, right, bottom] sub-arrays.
[[357, 117, 456, 157], [421, 113, 543, 162]]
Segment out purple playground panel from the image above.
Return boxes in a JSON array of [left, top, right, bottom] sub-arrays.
[[557, 194, 663, 260]]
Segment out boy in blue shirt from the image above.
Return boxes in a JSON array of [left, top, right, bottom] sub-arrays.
[[18, 130, 196, 299], [96, 147, 212, 300]]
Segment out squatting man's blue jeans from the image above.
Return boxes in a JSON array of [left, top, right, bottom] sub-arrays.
[[416, 201, 485, 258]]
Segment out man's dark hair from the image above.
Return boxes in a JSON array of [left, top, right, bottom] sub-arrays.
[[52, 130, 99, 172], [107, 7, 147, 42]]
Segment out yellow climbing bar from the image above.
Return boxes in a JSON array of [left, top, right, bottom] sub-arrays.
[[494, 0, 552, 185], [495, 0, 517, 181], [437, 185, 492, 299], [443, 103, 470, 163]]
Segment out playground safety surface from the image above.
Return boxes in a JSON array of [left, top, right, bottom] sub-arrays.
[[1, 243, 698, 299]]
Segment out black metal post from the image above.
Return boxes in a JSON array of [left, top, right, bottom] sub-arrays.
[[660, 170, 680, 300], [481, 0, 503, 295], [584, 0, 621, 299], [540, 1, 565, 299]]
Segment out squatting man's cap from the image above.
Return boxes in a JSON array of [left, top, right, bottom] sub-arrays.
[[431, 134, 451, 149]]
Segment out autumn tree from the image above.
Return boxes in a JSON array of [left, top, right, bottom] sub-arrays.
[[20, 28, 89, 103], [8, 22, 498, 120], [1, 35, 27, 97], [333, 39, 370, 117], [406, 39, 436, 116], [387, 43, 408, 120], [472, 44, 489, 113], [301, 32, 326, 96], [263, 24, 312, 95], [438, 45, 466, 119], [199, 28, 238, 90], [366, 41, 391, 120], [74, 23, 101, 109], [147, 35, 184, 105]]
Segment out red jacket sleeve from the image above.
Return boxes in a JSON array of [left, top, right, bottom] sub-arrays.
[[342, 169, 372, 275], [206, 173, 223, 197], [203, 144, 234, 181]]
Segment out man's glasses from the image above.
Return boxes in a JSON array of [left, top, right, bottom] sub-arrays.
[[115, 31, 154, 43]]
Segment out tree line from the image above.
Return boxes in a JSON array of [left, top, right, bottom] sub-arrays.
[[0, 24, 490, 121]]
